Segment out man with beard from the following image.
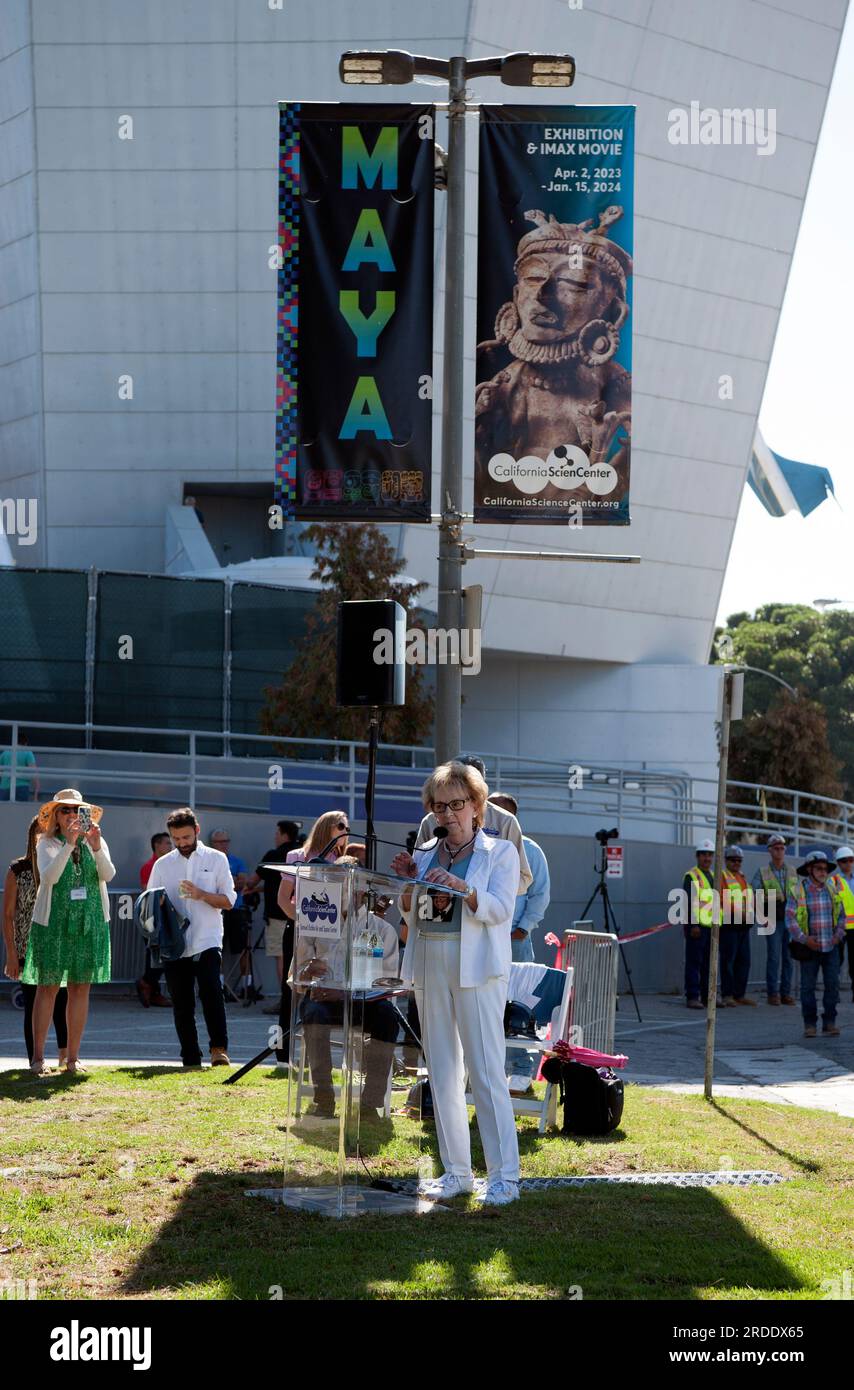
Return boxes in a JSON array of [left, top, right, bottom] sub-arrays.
[[475, 206, 632, 511], [146, 807, 236, 1069]]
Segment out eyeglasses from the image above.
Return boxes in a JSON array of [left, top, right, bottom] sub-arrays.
[[57, 808, 77, 816], [431, 798, 469, 814]]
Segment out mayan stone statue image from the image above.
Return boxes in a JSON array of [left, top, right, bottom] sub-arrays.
[[475, 206, 633, 515]]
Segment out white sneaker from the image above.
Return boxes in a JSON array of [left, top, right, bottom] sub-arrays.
[[479, 1180, 520, 1207], [417, 1173, 473, 1198]]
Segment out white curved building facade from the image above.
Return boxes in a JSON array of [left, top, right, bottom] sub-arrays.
[[0, 0, 847, 787]]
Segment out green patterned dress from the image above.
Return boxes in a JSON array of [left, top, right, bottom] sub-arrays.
[[22, 840, 111, 986]]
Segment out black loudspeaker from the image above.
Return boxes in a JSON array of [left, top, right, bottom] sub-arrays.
[[336, 599, 406, 707]]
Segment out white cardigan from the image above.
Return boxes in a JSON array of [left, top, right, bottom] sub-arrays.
[[401, 829, 519, 988], [32, 834, 116, 927]]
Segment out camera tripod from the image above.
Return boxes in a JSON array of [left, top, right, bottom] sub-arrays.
[[579, 845, 642, 1023], [223, 906, 266, 1007]]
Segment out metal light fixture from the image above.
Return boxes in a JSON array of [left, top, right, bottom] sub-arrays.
[[500, 52, 575, 87], [339, 50, 416, 85]]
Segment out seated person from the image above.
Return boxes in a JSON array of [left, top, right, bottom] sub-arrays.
[[294, 858, 400, 1118]]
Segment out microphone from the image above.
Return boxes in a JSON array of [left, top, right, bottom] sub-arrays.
[[308, 825, 451, 884], [308, 831, 350, 863], [419, 826, 449, 851], [312, 827, 448, 862]]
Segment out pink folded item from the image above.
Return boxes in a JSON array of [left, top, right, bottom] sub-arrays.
[[551, 1039, 628, 1069]]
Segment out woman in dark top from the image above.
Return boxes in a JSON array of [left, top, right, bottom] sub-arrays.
[[2, 816, 68, 1071]]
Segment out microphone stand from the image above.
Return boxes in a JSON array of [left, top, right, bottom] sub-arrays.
[[365, 705, 381, 871]]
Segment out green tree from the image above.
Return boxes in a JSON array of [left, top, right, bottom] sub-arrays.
[[713, 603, 854, 801], [260, 522, 434, 749], [727, 694, 843, 826]]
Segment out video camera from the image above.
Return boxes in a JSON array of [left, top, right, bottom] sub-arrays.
[[595, 827, 619, 846]]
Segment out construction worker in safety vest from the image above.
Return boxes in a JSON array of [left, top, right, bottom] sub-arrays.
[[682, 839, 720, 1010], [785, 850, 848, 1038], [720, 846, 756, 1007], [751, 833, 798, 1005], [830, 847, 854, 1000]]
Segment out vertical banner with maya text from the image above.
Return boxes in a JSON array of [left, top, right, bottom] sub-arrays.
[[277, 103, 434, 520], [475, 106, 634, 525]]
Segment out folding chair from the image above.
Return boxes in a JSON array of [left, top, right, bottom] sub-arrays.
[[464, 964, 573, 1135]]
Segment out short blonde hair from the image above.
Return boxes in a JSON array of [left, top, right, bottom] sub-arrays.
[[422, 760, 488, 824]]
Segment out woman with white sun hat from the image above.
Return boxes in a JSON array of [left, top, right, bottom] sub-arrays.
[[22, 789, 115, 1076]]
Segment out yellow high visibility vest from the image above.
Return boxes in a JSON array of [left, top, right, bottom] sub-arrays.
[[794, 879, 848, 936], [687, 865, 720, 927], [829, 873, 854, 930], [721, 869, 752, 924]]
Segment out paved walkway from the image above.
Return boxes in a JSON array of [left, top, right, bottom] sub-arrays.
[[615, 990, 854, 1117], [2, 988, 853, 1116]]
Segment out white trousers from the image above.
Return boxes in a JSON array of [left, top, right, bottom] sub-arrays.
[[413, 935, 519, 1182]]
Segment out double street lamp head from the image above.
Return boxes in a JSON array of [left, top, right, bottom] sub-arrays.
[[340, 50, 575, 88], [339, 50, 416, 85], [499, 52, 575, 86]]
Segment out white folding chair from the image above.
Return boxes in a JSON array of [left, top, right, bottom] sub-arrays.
[[464, 964, 573, 1135]]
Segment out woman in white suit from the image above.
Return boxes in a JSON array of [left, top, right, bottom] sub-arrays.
[[392, 760, 521, 1206]]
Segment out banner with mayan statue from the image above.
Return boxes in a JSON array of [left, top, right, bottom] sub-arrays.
[[276, 103, 434, 520], [475, 107, 634, 524]]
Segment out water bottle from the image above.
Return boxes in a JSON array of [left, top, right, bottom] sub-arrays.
[[369, 931, 384, 985], [352, 926, 371, 991]]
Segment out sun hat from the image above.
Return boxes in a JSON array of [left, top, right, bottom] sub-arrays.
[[797, 849, 836, 877], [37, 788, 103, 832]]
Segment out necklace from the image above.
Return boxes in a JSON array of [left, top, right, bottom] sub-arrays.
[[440, 832, 476, 870]]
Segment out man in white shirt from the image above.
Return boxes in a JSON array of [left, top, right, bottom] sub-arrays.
[[147, 807, 236, 1069]]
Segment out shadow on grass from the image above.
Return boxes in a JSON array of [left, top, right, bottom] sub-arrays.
[[122, 1165, 804, 1301], [0, 1068, 91, 1102], [111, 1067, 193, 1081], [709, 1099, 821, 1174], [517, 1126, 627, 1155]]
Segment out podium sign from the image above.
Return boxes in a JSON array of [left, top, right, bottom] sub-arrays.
[[271, 861, 467, 1217]]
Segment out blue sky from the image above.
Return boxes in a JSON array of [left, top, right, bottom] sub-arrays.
[[716, 3, 854, 624]]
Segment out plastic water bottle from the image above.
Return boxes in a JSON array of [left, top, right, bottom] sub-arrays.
[[369, 931, 384, 985], [352, 926, 371, 990]]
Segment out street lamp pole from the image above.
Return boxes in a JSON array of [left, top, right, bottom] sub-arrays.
[[704, 663, 744, 1102], [434, 56, 468, 765], [340, 50, 576, 764]]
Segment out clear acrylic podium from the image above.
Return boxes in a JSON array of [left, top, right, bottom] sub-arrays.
[[269, 859, 467, 1217]]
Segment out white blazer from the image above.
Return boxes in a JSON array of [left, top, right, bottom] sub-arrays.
[[401, 829, 520, 989], [32, 835, 116, 927]]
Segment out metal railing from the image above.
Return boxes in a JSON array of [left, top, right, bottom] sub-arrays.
[[561, 927, 619, 1054], [1, 719, 851, 851]]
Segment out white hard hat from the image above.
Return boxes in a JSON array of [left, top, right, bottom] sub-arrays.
[[767, 834, 786, 846], [695, 839, 715, 853], [836, 846, 854, 860]]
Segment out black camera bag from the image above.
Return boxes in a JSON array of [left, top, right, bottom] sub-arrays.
[[541, 1056, 624, 1136]]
